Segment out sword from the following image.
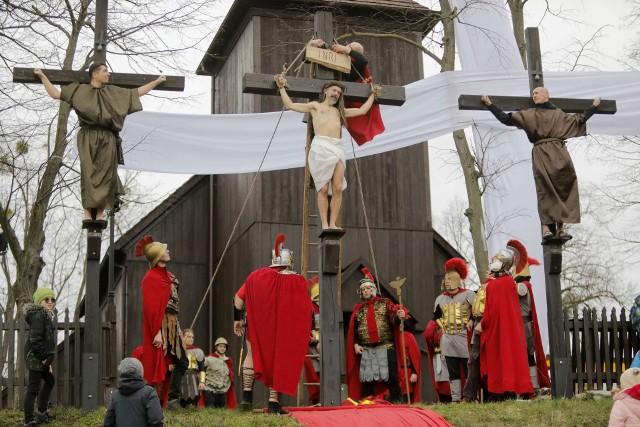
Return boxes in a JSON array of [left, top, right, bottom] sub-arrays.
[[238, 311, 247, 377]]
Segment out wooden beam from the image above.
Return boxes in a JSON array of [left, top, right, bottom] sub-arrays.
[[458, 95, 617, 114], [525, 27, 544, 90], [243, 73, 406, 106], [12, 68, 185, 92]]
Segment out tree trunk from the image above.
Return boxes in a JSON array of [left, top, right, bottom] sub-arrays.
[[507, 0, 527, 67], [439, 0, 489, 277]]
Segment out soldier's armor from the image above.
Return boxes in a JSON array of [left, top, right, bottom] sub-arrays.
[[186, 347, 205, 370], [166, 274, 180, 313], [441, 300, 469, 334], [472, 284, 487, 318], [356, 299, 394, 347]]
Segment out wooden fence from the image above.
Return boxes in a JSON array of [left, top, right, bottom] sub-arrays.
[[0, 307, 117, 409], [565, 307, 640, 394]]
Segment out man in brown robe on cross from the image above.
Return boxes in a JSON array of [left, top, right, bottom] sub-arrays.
[[34, 63, 166, 222], [481, 87, 601, 241]]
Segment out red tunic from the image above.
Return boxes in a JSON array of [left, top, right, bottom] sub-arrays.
[[397, 331, 422, 403], [480, 275, 534, 394], [523, 280, 551, 388], [238, 267, 312, 396], [345, 65, 385, 146], [209, 353, 236, 409], [346, 296, 402, 400], [141, 265, 172, 386]]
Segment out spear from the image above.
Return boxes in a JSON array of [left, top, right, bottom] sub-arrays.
[[390, 276, 411, 404]]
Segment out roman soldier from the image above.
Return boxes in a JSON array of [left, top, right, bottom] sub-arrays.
[[136, 235, 188, 409], [204, 337, 236, 409], [303, 276, 321, 405], [476, 249, 533, 397], [397, 331, 422, 403], [233, 234, 312, 414], [424, 318, 452, 402], [433, 258, 475, 402], [506, 239, 551, 393], [180, 329, 205, 407], [346, 268, 407, 403]]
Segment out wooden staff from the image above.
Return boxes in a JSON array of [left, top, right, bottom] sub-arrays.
[[390, 277, 411, 404]]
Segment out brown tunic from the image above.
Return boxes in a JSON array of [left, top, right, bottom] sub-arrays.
[[490, 103, 594, 224], [60, 83, 142, 210]]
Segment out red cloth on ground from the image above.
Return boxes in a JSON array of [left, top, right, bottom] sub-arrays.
[[346, 297, 401, 400], [345, 65, 385, 146], [397, 332, 422, 403], [288, 404, 452, 427], [141, 265, 172, 386], [480, 275, 534, 395], [241, 267, 312, 396], [423, 320, 451, 401], [209, 352, 237, 409], [523, 280, 551, 388]]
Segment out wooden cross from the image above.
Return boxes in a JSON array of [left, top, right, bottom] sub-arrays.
[[242, 11, 405, 407], [458, 27, 618, 399], [11, 0, 184, 412]]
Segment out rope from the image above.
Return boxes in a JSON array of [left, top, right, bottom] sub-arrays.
[[189, 107, 287, 330], [348, 136, 380, 291]]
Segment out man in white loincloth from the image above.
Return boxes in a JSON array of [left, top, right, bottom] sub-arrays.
[[275, 75, 379, 230]]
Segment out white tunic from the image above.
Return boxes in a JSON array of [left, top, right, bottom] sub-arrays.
[[308, 135, 347, 195]]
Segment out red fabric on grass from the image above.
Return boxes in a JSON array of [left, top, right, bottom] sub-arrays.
[[289, 404, 452, 427]]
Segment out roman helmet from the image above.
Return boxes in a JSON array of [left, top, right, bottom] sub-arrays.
[[270, 233, 293, 268], [134, 235, 167, 269], [443, 258, 468, 291], [308, 275, 319, 302], [358, 267, 378, 298], [214, 337, 228, 347], [506, 239, 541, 278], [489, 248, 515, 275]]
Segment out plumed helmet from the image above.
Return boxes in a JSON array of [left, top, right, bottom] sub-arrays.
[[134, 235, 167, 269], [308, 275, 319, 301], [359, 267, 377, 298], [214, 337, 228, 347], [506, 239, 542, 278], [270, 233, 293, 268], [444, 258, 468, 291], [490, 248, 515, 274]]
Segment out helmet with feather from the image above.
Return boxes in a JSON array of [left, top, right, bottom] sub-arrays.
[[270, 233, 293, 268], [134, 235, 167, 269]]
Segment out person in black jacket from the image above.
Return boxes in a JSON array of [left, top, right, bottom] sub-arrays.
[[23, 287, 57, 426], [104, 357, 164, 427]]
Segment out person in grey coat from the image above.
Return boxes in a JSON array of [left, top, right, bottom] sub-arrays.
[[104, 358, 164, 427]]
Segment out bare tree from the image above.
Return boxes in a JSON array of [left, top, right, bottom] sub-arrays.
[[0, 0, 219, 321]]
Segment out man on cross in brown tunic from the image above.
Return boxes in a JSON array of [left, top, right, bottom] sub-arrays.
[[481, 87, 601, 241], [34, 63, 166, 222]]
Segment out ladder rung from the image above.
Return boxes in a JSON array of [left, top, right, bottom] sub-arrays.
[[306, 354, 320, 359], [307, 270, 319, 274], [303, 382, 320, 386], [307, 242, 318, 246], [309, 214, 318, 218]]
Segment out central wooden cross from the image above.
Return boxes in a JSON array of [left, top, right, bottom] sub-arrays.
[[458, 27, 617, 399], [242, 11, 405, 407]]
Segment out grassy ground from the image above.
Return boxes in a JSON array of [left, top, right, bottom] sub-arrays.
[[0, 396, 613, 427]]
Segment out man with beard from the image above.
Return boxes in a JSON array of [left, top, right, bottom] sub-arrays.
[[434, 258, 476, 403], [274, 75, 379, 230], [346, 268, 407, 403]]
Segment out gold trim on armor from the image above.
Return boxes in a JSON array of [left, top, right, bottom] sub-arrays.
[[441, 301, 469, 334], [355, 299, 394, 345]]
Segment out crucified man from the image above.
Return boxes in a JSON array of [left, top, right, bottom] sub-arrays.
[[275, 75, 380, 230]]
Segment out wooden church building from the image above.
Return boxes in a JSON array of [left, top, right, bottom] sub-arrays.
[[99, 0, 460, 403]]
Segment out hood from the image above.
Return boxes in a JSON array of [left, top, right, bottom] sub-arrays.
[[117, 376, 148, 396], [23, 303, 54, 324]]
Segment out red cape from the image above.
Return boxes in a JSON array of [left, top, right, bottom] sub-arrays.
[[209, 352, 237, 409], [141, 266, 172, 386], [346, 297, 402, 400], [345, 65, 385, 146], [523, 280, 551, 389], [243, 267, 312, 396], [480, 275, 534, 394], [397, 331, 422, 403], [423, 320, 451, 401]]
